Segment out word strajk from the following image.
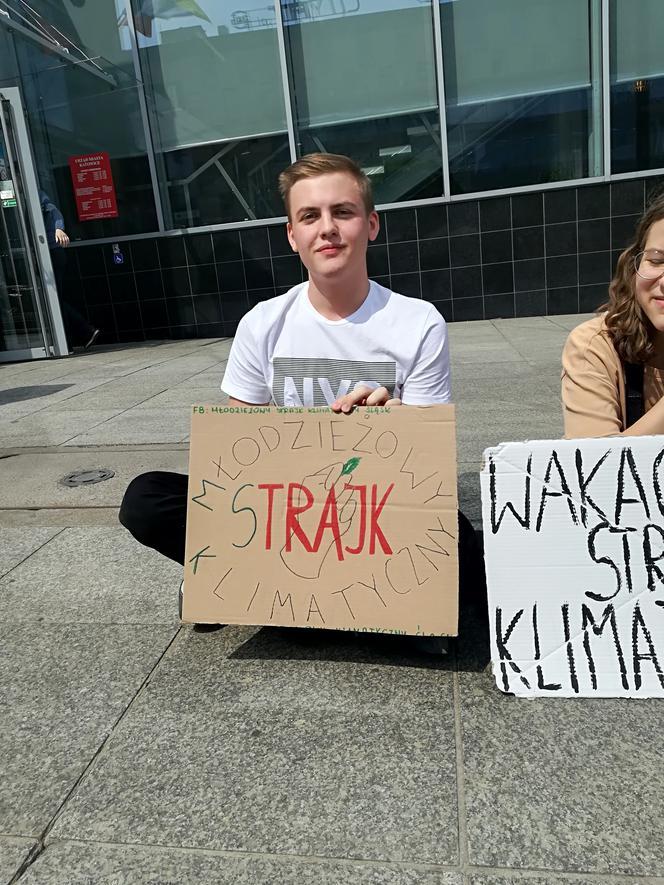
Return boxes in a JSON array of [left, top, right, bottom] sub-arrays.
[[258, 481, 394, 559]]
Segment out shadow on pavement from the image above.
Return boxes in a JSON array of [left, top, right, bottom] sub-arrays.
[[0, 384, 72, 404], [226, 530, 491, 674]]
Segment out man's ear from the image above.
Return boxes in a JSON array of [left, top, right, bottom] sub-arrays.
[[286, 221, 298, 252], [368, 211, 380, 242]]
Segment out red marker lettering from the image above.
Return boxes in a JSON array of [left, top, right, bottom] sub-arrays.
[[344, 483, 367, 555], [285, 482, 314, 552], [369, 482, 394, 554], [312, 484, 344, 561], [258, 483, 284, 549]]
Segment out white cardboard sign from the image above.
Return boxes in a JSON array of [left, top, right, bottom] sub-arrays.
[[480, 436, 664, 698]]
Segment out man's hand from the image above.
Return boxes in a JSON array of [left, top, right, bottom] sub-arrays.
[[54, 228, 69, 246], [331, 384, 401, 414]]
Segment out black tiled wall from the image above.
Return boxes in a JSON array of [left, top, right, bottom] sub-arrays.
[[63, 175, 663, 344]]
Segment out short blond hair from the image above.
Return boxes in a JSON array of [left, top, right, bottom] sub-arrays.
[[278, 153, 374, 217]]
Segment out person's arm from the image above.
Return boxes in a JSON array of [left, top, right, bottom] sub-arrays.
[[399, 306, 451, 405], [228, 397, 270, 407], [622, 398, 664, 436], [562, 327, 664, 437], [221, 313, 273, 405], [39, 191, 67, 242]]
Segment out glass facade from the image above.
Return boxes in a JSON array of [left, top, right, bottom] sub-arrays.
[[0, 0, 662, 241], [0, 2, 158, 238], [610, 0, 664, 174], [282, 0, 443, 202], [442, 0, 603, 194], [134, 1, 291, 226]]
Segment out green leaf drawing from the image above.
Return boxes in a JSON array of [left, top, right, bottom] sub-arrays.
[[341, 456, 361, 476]]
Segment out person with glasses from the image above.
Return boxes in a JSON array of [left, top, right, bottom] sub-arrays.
[[562, 193, 664, 437]]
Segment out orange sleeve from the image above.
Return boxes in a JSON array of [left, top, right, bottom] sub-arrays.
[[561, 322, 624, 438]]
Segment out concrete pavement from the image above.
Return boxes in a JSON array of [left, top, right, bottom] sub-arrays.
[[2, 315, 664, 884]]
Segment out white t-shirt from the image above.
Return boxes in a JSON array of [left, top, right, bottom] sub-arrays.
[[221, 280, 451, 407]]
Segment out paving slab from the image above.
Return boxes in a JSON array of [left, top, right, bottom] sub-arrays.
[[0, 378, 120, 419], [449, 345, 524, 365], [23, 841, 462, 885], [52, 628, 459, 864], [0, 527, 62, 578], [46, 385, 171, 412], [0, 450, 187, 508], [0, 526, 182, 624], [493, 323, 569, 341], [448, 322, 507, 339], [0, 836, 36, 882], [545, 313, 594, 331], [0, 624, 176, 835], [468, 875, 655, 885], [0, 508, 122, 528], [450, 362, 549, 383], [455, 402, 563, 434], [1, 410, 124, 448], [452, 376, 560, 405], [502, 346, 571, 367], [143, 386, 224, 407], [459, 668, 664, 877], [46, 365, 139, 383], [494, 318, 572, 336], [456, 415, 564, 464], [64, 408, 191, 446], [0, 381, 77, 403], [134, 358, 221, 379], [175, 370, 227, 388]]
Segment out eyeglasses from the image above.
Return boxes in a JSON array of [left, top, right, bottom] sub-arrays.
[[634, 250, 664, 280]]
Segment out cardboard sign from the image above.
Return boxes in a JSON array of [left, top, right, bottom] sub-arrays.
[[481, 436, 664, 698], [68, 152, 118, 221], [183, 405, 459, 636]]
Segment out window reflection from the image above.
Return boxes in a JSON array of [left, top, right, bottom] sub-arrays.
[[1, 2, 157, 239], [282, 0, 444, 201], [610, 0, 664, 174], [125, 0, 290, 224], [441, 0, 602, 194]]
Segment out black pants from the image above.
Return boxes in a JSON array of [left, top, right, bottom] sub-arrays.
[[51, 247, 94, 346], [119, 471, 485, 608]]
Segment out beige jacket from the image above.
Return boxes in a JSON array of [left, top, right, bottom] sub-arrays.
[[562, 314, 664, 438]]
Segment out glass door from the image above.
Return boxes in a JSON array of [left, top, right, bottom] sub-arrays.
[[0, 87, 67, 362]]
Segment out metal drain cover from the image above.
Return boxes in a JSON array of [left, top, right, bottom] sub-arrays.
[[60, 468, 115, 487]]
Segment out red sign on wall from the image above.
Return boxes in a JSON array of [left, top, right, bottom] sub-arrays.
[[68, 152, 118, 221]]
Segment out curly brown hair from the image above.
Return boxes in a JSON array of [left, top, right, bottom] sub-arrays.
[[601, 191, 664, 363]]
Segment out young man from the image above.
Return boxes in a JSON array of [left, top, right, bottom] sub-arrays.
[[221, 153, 451, 412], [120, 154, 461, 632]]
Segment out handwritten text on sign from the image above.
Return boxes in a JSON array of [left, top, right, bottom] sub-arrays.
[[481, 437, 664, 697], [183, 406, 458, 635]]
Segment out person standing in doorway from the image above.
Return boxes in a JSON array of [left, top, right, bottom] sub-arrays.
[[39, 189, 99, 349]]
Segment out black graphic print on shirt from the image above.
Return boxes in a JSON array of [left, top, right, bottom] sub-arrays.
[[272, 357, 397, 407]]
